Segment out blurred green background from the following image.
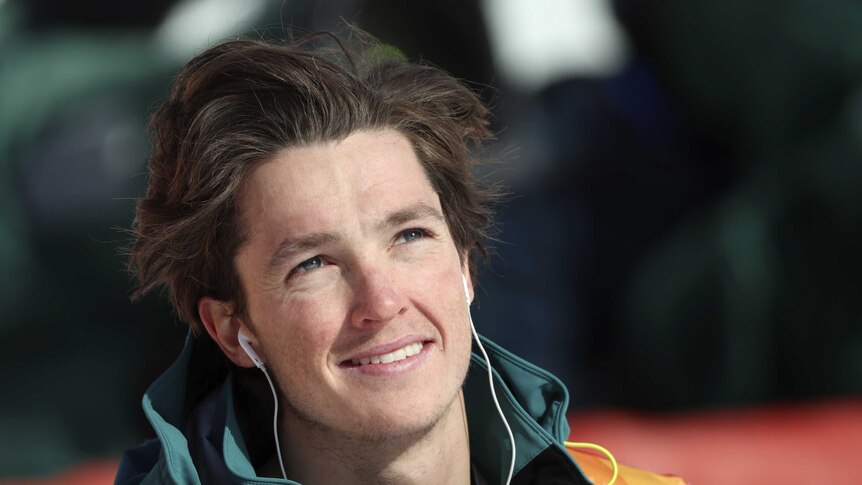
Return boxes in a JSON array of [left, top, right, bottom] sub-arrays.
[[1, 0, 860, 478]]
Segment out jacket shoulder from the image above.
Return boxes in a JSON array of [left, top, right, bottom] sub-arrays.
[[567, 449, 686, 485]]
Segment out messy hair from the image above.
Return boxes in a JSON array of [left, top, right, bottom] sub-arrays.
[[129, 30, 496, 332]]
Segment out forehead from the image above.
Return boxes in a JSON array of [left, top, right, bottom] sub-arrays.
[[237, 130, 440, 239]]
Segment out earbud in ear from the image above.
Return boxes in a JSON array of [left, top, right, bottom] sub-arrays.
[[237, 330, 265, 369], [462, 274, 471, 305]]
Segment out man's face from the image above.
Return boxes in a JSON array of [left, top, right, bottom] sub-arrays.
[[233, 129, 474, 439]]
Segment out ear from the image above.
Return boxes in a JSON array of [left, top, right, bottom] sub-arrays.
[[461, 254, 474, 303], [198, 296, 258, 368]]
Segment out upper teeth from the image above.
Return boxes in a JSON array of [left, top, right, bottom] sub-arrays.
[[351, 342, 423, 366]]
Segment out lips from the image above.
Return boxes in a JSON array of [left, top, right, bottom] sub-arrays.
[[350, 341, 424, 366], [340, 337, 432, 368]]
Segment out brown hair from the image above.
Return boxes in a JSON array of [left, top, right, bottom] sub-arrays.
[[129, 31, 497, 333]]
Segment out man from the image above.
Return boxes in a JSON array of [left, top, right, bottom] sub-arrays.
[[116, 31, 683, 485]]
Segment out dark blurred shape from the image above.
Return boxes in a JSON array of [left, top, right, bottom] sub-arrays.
[[358, 0, 497, 107], [25, 0, 176, 29], [604, 0, 862, 409], [471, 0, 862, 411], [0, 0, 186, 477]]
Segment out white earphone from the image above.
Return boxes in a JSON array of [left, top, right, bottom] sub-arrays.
[[237, 330, 265, 369]]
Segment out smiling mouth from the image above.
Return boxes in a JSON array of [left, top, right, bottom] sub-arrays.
[[345, 341, 428, 367]]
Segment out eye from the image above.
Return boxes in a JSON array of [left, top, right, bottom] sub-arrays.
[[397, 228, 427, 244], [291, 256, 324, 276]]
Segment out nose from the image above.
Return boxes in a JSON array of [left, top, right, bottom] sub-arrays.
[[349, 267, 408, 327]]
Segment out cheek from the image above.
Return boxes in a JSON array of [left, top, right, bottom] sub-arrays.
[[263, 296, 345, 366], [406, 243, 463, 281], [411, 262, 472, 345]]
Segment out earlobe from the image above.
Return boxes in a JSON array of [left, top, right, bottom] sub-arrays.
[[198, 297, 258, 368]]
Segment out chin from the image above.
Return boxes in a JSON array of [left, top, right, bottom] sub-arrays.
[[348, 405, 453, 442], [280, 392, 437, 440], [353, 375, 469, 440]]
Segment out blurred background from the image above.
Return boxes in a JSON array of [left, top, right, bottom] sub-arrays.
[[1, 0, 860, 483]]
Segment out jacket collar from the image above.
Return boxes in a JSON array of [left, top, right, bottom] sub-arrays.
[[138, 332, 584, 484]]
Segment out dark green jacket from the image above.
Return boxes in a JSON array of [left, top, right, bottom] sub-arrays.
[[115, 333, 590, 484]]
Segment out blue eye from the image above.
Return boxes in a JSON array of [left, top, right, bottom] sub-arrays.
[[298, 256, 323, 272], [400, 229, 425, 243]]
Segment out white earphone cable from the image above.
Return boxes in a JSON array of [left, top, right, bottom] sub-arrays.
[[464, 277, 516, 485], [260, 366, 288, 480]]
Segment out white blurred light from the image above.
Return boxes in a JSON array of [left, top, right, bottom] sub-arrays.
[[154, 0, 269, 62], [482, 0, 629, 91]]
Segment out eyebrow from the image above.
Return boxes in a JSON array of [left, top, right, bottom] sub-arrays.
[[265, 202, 445, 274], [374, 201, 446, 233], [266, 231, 341, 275]]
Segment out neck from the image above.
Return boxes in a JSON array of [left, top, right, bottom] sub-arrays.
[[265, 391, 471, 485]]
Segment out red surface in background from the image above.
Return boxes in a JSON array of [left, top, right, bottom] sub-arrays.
[[2, 399, 860, 484], [567, 399, 862, 485], [0, 460, 117, 485]]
